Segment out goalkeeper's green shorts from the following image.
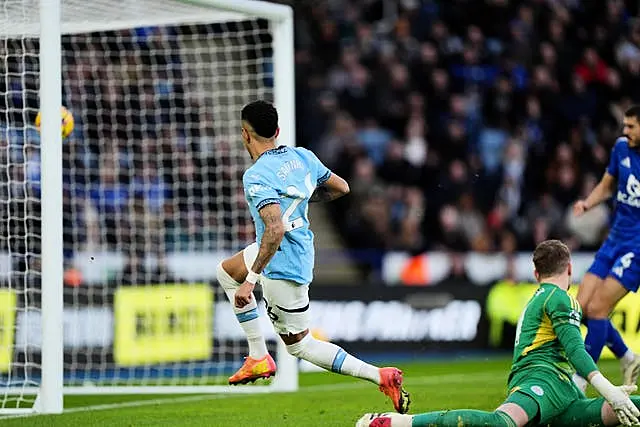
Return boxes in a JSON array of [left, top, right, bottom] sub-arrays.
[[505, 367, 585, 425]]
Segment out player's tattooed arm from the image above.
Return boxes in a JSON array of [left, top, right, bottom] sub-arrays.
[[310, 173, 350, 203], [251, 203, 285, 274], [310, 186, 338, 203]]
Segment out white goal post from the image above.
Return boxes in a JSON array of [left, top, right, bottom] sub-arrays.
[[0, 0, 297, 415]]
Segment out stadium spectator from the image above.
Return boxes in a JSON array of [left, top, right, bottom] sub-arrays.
[[294, 0, 640, 255], [5, 0, 640, 286]]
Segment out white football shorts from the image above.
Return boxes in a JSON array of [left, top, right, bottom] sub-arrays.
[[243, 242, 310, 335]]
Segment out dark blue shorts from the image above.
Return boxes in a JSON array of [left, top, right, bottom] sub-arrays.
[[588, 238, 640, 292]]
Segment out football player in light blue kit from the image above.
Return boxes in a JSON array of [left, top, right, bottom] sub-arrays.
[[572, 106, 640, 391], [216, 100, 409, 413]]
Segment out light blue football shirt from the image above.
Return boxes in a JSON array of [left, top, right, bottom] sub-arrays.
[[243, 146, 331, 286]]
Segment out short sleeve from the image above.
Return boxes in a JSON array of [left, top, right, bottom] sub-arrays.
[[545, 291, 582, 330], [243, 172, 280, 211], [606, 138, 625, 178], [299, 147, 331, 185], [317, 162, 332, 185]]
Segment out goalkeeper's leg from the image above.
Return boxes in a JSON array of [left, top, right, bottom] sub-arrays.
[[262, 277, 410, 413], [356, 411, 518, 427], [217, 244, 272, 385], [356, 392, 534, 427], [358, 396, 640, 427], [549, 395, 640, 426]]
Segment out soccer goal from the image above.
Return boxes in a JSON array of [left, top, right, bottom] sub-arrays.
[[0, 0, 297, 415]]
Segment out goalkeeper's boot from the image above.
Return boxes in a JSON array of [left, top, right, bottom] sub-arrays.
[[355, 413, 412, 427], [228, 354, 276, 385], [378, 368, 410, 414], [621, 353, 640, 386]]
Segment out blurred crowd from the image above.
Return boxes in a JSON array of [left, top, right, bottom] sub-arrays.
[[3, 0, 640, 288], [294, 0, 640, 254]]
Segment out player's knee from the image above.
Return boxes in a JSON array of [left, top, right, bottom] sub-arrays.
[[284, 330, 310, 356], [586, 298, 611, 319], [600, 401, 615, 425]]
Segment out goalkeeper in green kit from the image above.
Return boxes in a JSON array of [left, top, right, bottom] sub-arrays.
[[357, 240, 640, 427]]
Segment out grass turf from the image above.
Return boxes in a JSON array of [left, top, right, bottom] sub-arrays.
[[0, 356, 622, 426]]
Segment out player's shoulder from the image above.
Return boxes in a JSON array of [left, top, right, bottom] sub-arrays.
[[242, 163, 258, 180], [614, 136, 630, 151], [547, 288, 581, 325], [545, 286, 579, 311], [242, 162, 270, 185], [563, 292, 581, 312], [291, 146, 318, 161], [292, 147, 328, 172], [292, 146, 312, 155]]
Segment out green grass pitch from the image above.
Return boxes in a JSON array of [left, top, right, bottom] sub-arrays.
[[0, 356, 622, 426]]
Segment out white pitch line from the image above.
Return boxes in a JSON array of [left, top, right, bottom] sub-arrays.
[[0, 369, 506, 422], [65, 394, 227, 413]]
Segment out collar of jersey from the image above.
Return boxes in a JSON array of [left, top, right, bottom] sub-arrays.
[[540, 282, 561, 289], [257, 145, 287, 160]]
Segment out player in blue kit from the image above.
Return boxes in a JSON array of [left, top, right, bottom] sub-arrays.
[[215, 100, 410, 413], [572, 106, 640, 391]]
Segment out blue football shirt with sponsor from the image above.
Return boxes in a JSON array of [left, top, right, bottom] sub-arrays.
[[608, 137, 640, 243]]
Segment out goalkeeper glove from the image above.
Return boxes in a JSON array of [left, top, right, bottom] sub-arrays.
[[621, 385, 639, 396], [590, 372, 640, 426]]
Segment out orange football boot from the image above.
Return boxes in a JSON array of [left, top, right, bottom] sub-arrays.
[[378, 367, 411, 414], [228, 354, 277, 385]]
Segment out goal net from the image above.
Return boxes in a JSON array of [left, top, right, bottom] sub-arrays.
[[0, 0, 296, 413]]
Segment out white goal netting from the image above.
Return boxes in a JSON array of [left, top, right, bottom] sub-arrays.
[[0, 0, 294, 408]]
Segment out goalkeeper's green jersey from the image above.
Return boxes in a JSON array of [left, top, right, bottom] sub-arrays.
[[508, 282, 598, 384]]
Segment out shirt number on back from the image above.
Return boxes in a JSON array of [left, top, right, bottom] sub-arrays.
[[282, 173, 315, 232]]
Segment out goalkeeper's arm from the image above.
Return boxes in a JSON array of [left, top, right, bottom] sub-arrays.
[[557, 323, 640, 425], [310, 173, 350, 203], [556, 322, 598, 379]]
